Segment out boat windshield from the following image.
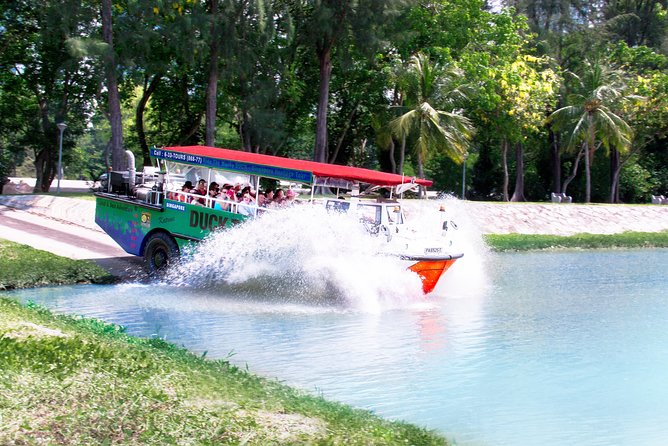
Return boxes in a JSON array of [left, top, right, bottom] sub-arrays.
[[325, 200, 384, 226], [357, 204, 382, 225]]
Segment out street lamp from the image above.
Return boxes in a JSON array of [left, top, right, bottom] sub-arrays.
[[56, 122, 67, 194], [461, 152, 469, 200]]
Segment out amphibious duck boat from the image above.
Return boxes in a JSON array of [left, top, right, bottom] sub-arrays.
[[94, 145, 463, 294]]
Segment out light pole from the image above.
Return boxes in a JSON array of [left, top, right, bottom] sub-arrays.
[[56, 122, 67, 194], [461, 152, 469, 200]]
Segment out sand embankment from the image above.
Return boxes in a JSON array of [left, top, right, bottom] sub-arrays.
[[461, 201, 668, 235], [1, 195, 667, 237]]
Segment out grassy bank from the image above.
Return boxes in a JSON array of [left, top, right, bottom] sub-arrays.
[[0, 240, 115, 290], [484, 230, 668, 251], [0, 298, 448, 445]]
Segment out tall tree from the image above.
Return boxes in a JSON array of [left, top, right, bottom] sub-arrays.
[[101, 0, 124, 170], [498, 55, 559, 201], [603, 0, 668, 49], [548, 61, 633, 202], [290, 0, 402, 163], [389, 53, 473, 184], [205, 0, 221, 147], [0, 0, 99, 191], [115, 0, 204, 165]]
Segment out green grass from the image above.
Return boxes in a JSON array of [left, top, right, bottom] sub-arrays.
[[0, 298, 449, 445], [1, 192, 96, 200], [484, 230, 668, 251], [0, 240, 115, 290], [39, 192, 97, 200]]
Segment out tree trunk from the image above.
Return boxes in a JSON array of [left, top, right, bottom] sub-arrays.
[[549, 129, 561, 194], [102, 0, 124, 170], [34, 148, 53, 193], [510, 141, 526, 202], [136, 74, 162, 166], [562, 145, 585, 196], [314, 45, 332, 163], [33, 98, 54, 192], [584, 120, 595, 203], [240, 110, 252, 152], [205, 0, 220, 147], [388, 138, 396, 174], [328, 101, 359, 163], [609, 146, 620, 203], [502, 138, 509, 202], [399, 134, 406, 175]]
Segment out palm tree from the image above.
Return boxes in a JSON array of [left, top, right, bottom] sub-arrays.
[[389, 53, 473, 184], [548, 61, 633, 203]]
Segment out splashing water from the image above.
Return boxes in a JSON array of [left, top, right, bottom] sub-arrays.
[[163, 198, 490, 311]]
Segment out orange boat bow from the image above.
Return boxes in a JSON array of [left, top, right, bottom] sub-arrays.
[[408, 259, 458, 294]]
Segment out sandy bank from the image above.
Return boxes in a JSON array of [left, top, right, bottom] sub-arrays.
[[1, 195, 667, 237], [461, 201, 668, 235]]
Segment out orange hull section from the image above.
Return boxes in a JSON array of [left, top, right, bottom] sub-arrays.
[[408, 258, 458, 294]]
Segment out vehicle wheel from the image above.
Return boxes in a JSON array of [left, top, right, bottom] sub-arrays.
[[144, 232, 179, 276]]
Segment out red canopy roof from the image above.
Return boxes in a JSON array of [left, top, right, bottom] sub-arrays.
[[160, 146, 433, 187]]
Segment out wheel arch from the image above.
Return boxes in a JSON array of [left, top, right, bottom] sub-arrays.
[[140, 228, 180, 257]]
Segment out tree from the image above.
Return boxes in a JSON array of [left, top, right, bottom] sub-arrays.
[[205, 0, 221, 147], [609, 43, 668, 202], [603, 0, 668, 49], [389, 53, 473, 185], [0, 0, 100, 191], [115, 0, 204, 165], [289, 0, 403, 163], [101, 0, 124, 170], [498, 55, 559, 201], [548, 60, 633, 202]]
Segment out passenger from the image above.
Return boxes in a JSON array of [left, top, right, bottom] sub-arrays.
[[263, 189, 274, 207], [191, 179, 207, 205], [273, 189, 285, 206], [239, 185, 253, 199], [257, 191, 267, 208], [237, 192, 256, 216], [214, 186, 235, 211], [285, 188, 297, 205], [177, 180, 193, 203], [208, 182, 220, 207]]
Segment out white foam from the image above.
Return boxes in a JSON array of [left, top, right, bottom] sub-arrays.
[[163, 198, 490, 311]]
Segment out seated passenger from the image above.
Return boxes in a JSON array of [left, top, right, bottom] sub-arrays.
[[191, 179, 207, 206], [176, 181, 193, 202], [257, 191, 267, 208], [273, 189, 286, 207], [285, 189, 298, 205], [208, 182, 220, 207], [214, 187, 237, 211], [237, 192, 256, 216], [262, 189, 274, 207]]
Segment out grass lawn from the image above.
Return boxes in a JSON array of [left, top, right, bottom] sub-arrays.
[[0, 240, 115, 290], [484, 230, 668, 251], [0, 298, 449, 445]]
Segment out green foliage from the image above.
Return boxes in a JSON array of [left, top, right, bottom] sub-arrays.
[[0, 240, 115, 290], [1, 0, 667, 202], [389, 53, 474, 174]]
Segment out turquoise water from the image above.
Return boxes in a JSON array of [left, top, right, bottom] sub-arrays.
[[5, 249, 668, 445]]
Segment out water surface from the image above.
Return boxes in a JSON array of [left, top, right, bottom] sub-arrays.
[[6, 248, 668, 446]]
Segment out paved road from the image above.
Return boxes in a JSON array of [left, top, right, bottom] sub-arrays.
[[0, 204, 144, 279]]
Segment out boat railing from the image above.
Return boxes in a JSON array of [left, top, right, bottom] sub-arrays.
[[165, 189, 280, 218]]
